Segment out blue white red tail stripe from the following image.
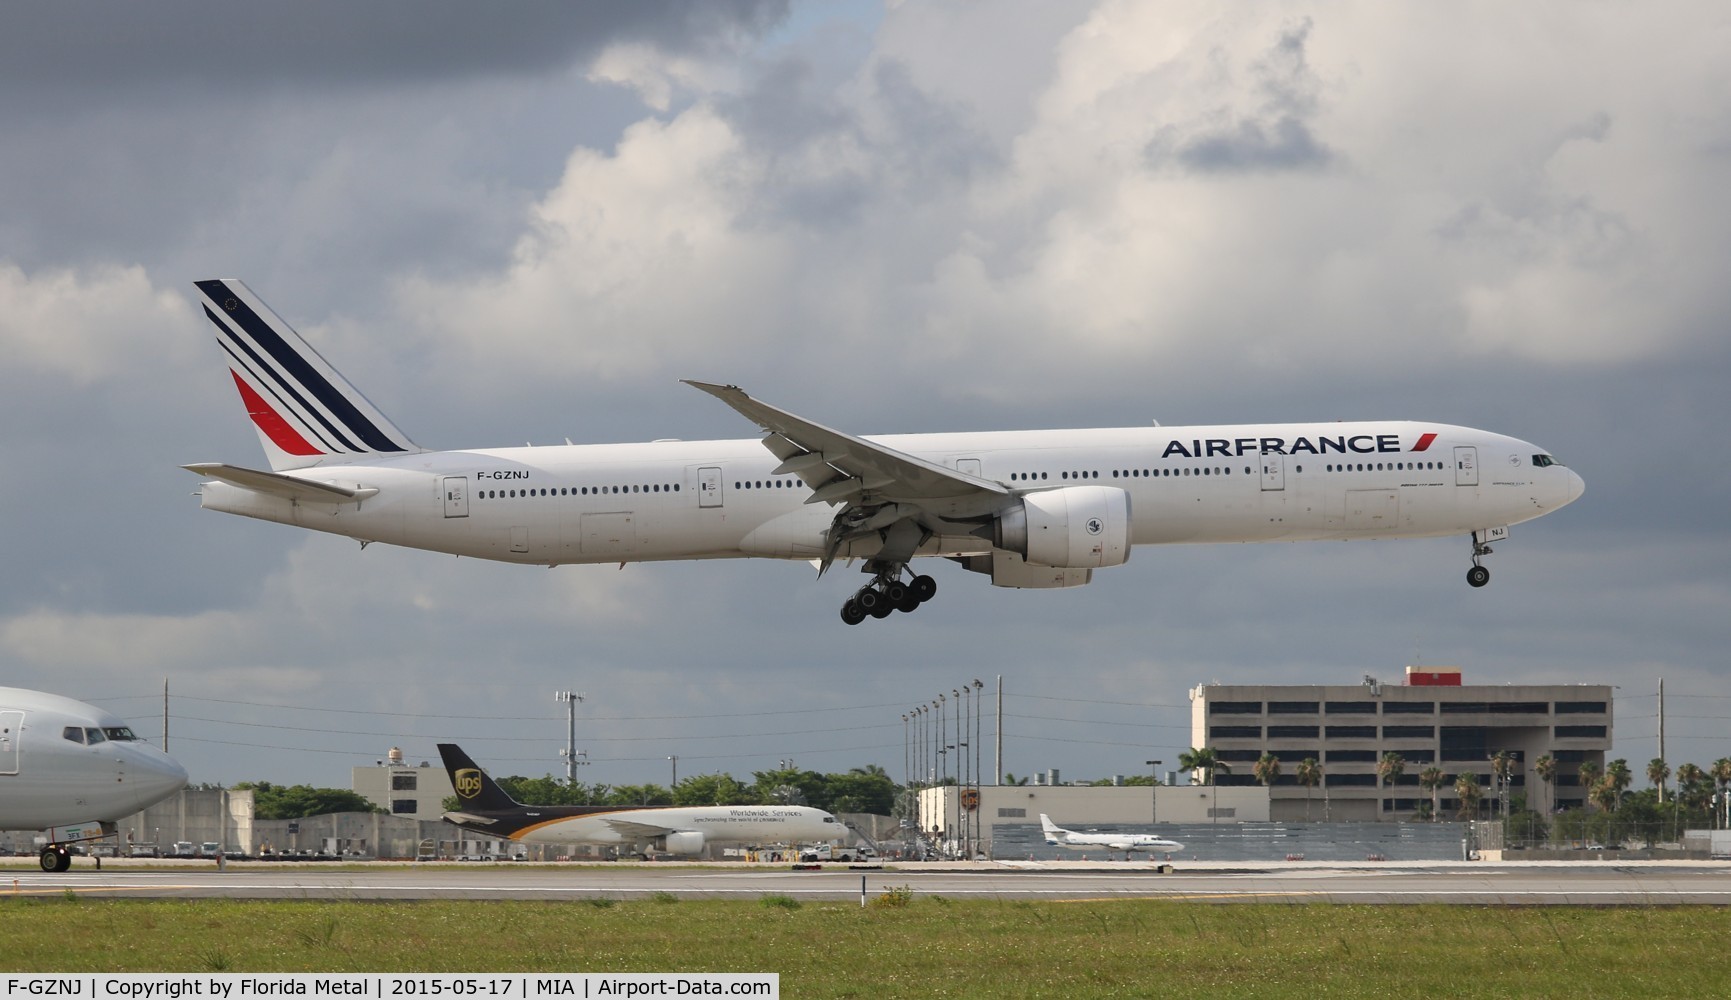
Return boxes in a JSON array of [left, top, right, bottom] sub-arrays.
[[193, 279, 418, 470]]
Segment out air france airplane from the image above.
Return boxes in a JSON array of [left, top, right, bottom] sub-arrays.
[[183, 280, 1584, 624], [437, 744, 840, 856], [0, 687, 188, 871], [1040, 813, 1184, 857]]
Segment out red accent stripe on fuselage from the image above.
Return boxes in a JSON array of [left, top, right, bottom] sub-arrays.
[[1413, 432, 1438, 451]]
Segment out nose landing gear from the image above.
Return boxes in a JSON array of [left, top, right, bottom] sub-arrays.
[[1466, 528, 1504, 588], [839, 566, 938, 624]]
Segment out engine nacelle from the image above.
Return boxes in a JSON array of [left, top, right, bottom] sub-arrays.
[[662, 831, 705, 856], [996, 485, 1132, 569]]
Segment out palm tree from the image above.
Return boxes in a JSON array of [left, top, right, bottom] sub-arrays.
[[1589, 775, 1618, 814], [1376, 752, 1406, 819], [1294, 758, 1322, 822], [1605, 759, 1632, 811], [1675, 762, 1708, 812], [1647, 757, 1671, 806], [1179, 747, 1229, 786], [1535, 755, 1558, 820], [1254, 752, 1282, 790], [1713, 758, 1731, 828], [1578, 760, 1602, 809], [1454, 772, 1483, 821], [1418, 767, 1446, 823], [1490, 751, 1517, 819]]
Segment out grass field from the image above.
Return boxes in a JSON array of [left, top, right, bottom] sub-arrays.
[[3, 893, 1728, 998]]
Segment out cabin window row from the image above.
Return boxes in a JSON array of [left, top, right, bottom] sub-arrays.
[[735, 479, 800, 490], [479, 484, 682, 499], [1324, 461, 1441, 472]]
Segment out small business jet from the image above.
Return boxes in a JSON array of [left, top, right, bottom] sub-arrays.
[[1040, 813, 1184, 858], [0, 687, 189, 871], [183, 280, 1584, 624], [436, 744, 840, 857]]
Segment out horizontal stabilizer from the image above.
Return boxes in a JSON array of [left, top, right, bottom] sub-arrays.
[[182, 462, 377, 504]]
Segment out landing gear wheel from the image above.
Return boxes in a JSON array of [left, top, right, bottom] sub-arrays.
[[855, 587, 882, 611], [883, 581, 908, 605], [895, 590, 922, 613], [40, 847, 70, 873], [868, 598, 895, 619], [840, 600, 867, 625], [910, 575, 937, 602], [1467, 565, 1490, 588]]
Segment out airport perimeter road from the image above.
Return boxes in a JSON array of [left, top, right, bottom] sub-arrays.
[[6, 861, 1731, 904]]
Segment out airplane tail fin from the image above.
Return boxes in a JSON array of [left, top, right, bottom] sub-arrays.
[[1038, 813, 1063, 836], [437, 743, 521, 812], [193, 279, 420, 472]]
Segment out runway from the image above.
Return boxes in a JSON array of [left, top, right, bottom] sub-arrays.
[[6, 860, 1731, 904]]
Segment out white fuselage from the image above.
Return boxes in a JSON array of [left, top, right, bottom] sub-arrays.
[[502, 805, 840, 847], [1049, 831, 1185, 852], [195, 421, 1583, 568], [0, 687, 188, 832]]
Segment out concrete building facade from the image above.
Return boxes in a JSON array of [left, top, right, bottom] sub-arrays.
[[351, 748, 456, 823], [1190, 669, 1612, 821]]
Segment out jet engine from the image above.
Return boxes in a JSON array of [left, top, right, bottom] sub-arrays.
[[662, 831, 705, 856], [994, 485, 1132, 568]]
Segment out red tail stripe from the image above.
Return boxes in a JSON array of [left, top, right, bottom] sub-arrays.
[[1413, 432, 1438, 452], [231, 370, 323, 457]]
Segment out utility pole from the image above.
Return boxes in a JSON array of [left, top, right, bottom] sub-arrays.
[[555, 691, 585, 785], [162, 678, 169, 752], [1658, 677, 1666, 805], [667, 755, 678, 789], [1147, 759, 1163, 824], [994, 675, 1003, 786]]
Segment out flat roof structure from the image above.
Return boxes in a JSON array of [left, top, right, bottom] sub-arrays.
[[1190, 671, 1611, 822]]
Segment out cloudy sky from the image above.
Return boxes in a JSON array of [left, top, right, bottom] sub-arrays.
[[3, 1, 1728, 794]]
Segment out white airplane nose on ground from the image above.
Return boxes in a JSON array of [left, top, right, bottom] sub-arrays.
[[127, 748, 189, 812]]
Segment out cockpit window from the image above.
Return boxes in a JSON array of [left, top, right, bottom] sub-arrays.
[[1532, 455, 1563, 468], [63, 726, 86, 744], [84, 727, 108, 744], [102, 727, 138, 741]]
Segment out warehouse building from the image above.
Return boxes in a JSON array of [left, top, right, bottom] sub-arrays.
[[1190, 668, 1612, 821]]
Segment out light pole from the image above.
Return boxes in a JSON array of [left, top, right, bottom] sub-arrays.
[[667, 755, 678, 789], [1146, 759, 1163, 825]]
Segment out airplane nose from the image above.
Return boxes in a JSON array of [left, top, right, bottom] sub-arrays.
[[1566, 469, 1585, 504], [130, 748, 190, 810]]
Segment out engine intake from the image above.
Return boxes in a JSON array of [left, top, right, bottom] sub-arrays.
[[662, 831, 705, 856], [996, 485, 1132, 569]]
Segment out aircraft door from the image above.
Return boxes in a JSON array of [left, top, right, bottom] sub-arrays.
[[0, 710, 21, 775], [1260, 453, 1285, 491], [697, 466, 723, 509], [442, 477, 470, 518], [1454, 447, 1479, 487]]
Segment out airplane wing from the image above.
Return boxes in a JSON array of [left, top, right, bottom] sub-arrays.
[[183, 462, 379, 504], [683, 381, 1013, 570], [592, 816, 682, 839]]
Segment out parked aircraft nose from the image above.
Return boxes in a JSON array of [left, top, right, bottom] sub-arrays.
[[1567, 469, 1585, 504]]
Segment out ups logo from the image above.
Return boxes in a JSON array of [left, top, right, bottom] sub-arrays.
[[454, 769, 482, 799]]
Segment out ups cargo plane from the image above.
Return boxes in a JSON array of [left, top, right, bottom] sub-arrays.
[[437, 744, 838, 856], [183, 280, 1583, 624]]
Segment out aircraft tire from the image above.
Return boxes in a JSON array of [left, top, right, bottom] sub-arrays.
[[895, 591, 922, 613], [855, 587, 882, 611], [868, 599, 895, 619], [840, 600, 867, 625], [911, 575, 937, 602], [1467, 566, 1490, 588], [884, 581, 908, 605], [40, 847, 70, 873]]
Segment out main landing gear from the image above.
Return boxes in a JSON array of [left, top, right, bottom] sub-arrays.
[[40, 845, 71, 872], [840, 567, 937, 625]]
